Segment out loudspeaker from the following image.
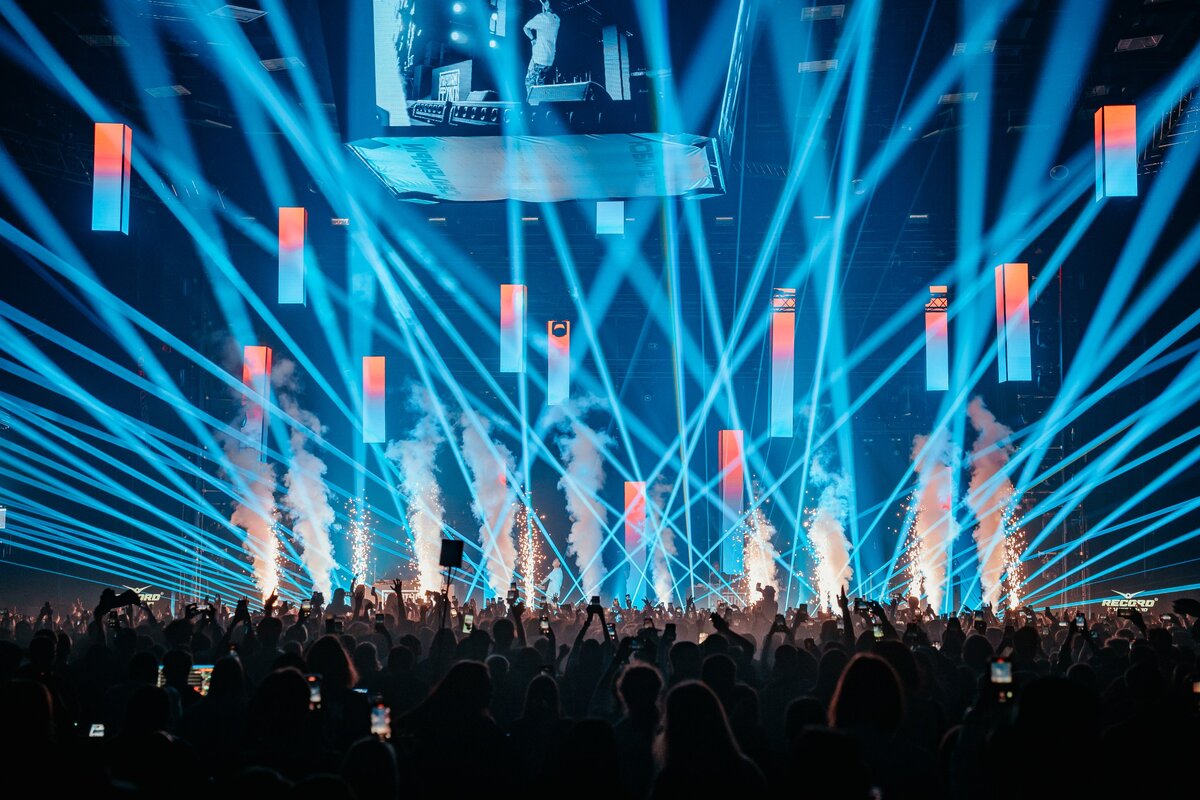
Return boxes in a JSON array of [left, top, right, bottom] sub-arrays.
[[439, 539, 464, 569], [526, 80, 608, 106]]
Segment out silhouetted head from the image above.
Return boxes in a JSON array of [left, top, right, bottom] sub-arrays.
[[430, 660, 492, 716], [162, 648, 192, 687], [656, 681, 743, 768], [829, 653, 904, 733], [129, 651, 159, 685], [701, 653, 737, 701], [207, 655, 245, 700], [125, 686, 171, 735], [618, 663, 663, 717], [306, 635, 358, 690], [961, 633, 995, 673], [341, 737, 397, 800], [669, 641, 702, 681], [521, 673, 561, 721]]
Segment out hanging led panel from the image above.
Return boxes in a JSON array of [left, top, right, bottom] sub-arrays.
[[1094, 105, 1137, 200], [278, 207, 307, 304], [995, 264, 1032, 383], [500, 284, 527, 373], [925, 286, 949, 391], [770, 288, 796, 436], [363, 356, 386, 443], [242, 345, 273, 460], [718, 429, 745, 574], [547, 320, 570, 406], [625, 481, 647, 601], [91, 123, 132, 233]]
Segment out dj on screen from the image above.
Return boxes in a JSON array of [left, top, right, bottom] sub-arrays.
[[523, 0, 561, 94]]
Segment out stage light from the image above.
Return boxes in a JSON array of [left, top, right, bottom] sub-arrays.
[[596, 201, 624, 235], [994, 264, 1032, 382], [547, 320, 570, 406], [770, 288, 795, 437], [1094, 104, 1137, 200], [925, 286, 949, 391], [625, 482, 647, 601], [452, 2, 465, 13], [450, 31, 464, 43], [363, 356, 386, 444], [242, 345, 272, 459], [0, 506, 6, 529], [489, 39, 498, 49], [500, 284, 527, 373], [718, 430, 745, 574], [91, 122, 131, 234], [277, 207, 307, 305]]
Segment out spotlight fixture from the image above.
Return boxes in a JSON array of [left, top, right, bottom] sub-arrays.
[[450, 30, 464, 43]]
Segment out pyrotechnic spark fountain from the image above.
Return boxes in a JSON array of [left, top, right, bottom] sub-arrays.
[[742, 494, 780, 603], [514, 500, 545, 604], [647, 479, 677, 606], [910, 431, 958, 614], [346, 497, 372, 587], [1002, 520, 1026, 610]]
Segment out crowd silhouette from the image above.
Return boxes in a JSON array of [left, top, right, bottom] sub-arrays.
[[2, 583, 1199, 799]]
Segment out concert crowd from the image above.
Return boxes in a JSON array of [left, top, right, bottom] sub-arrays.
[[2, 582, 1198, 799]]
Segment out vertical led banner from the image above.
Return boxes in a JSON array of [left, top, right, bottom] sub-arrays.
[[994, 264, 1032, 383], [500, 284, 527, 373], [242, 345, 273, 459], [278, 207, 307, 304], [625, 481, 647, 601], [770, 288, 796, 436], [924, 286, 949, 391], [546, 320, 570, 406], [1095, 105, 1137, 200], [718, 430, 745, 574], [363, 356, 386, 443], [91, 123, 131, 233]]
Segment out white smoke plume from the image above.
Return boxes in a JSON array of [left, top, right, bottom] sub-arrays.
[[647, 479, 677, 606], [545, 398, 611, 598], [744, 505, 781, 601], [224, 437, 278, 601], [220, 347, 277, 601], [385, 386, 447, 594], [274, 360, 336, 599], [910, 429, 958, 614], [967, 397, 1015, 609], [460, 412, 518, 598], [807, 460, 853, 612]]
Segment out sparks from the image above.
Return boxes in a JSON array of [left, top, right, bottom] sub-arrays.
[[347, 497, 373, 586]]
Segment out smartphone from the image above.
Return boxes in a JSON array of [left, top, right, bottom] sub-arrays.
[[625, 594, 632, 607], [507, 585, 519, 604], [300, 599, 313, 614], [990, 658, 1013, 685], [698, 632, 708, 644], [88, 723, 105, 738], [872, 622, 884, 640], [1192, 680, 1200, 695], [375, 612, 385, 626], [306, 674, 322, 707], [590, 595, 601, 606], [370, 701, 390, 739], [462, 613, 474, 634], [190, 665, 215, 696], [605, 621, 617, 639], [107, 611, 119, 629], [853, 597, 868, 614], [1116, 608, 1135, 619], [1160, 614, 1174, 624], [334, 619, 344, 633], [353, 687, 368, 695], [1057, 620, 1069, 627], [664, 622, 676, 637], [539, 616, 551, 635], [1076, 612, 1090, 626], [642, 616, 654, 629], [973, 610, 985, 623], [629, 637, 642, 652]]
